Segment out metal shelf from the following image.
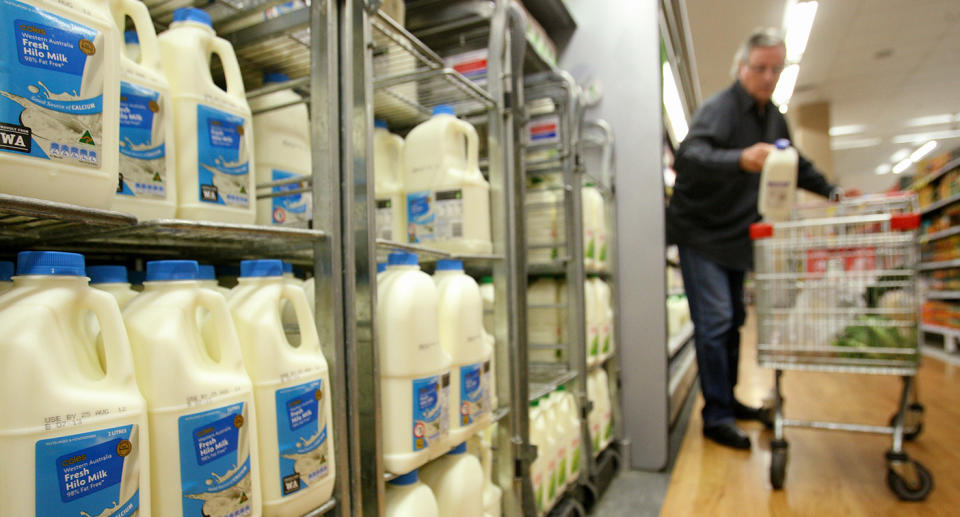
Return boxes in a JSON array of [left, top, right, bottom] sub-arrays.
[[912, 156, 960, 190], [668, 344, 698, 427], [925, 290, 960, 299], [528, 369, 578, 401], [528, 259, 571, 275], [0, 194, 136, 247], [522, 0, 577, 44], [667, 322, 694, 360], [921, 345, 960, 367], [920, 191, 960, 215], [375, 239, 503, 262], [918, 258, 960, 271], [918, 225, 960, 244], [302, 499, 337, 517]]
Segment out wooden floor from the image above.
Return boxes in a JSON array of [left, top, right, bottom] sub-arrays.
[[660, 310, 960, 517]]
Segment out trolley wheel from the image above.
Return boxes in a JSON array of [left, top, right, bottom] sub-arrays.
[[889, 403, 925, 441], [886, 460, 933, 502], [759, 406, 775, 430], [770, 440, 788, 490]]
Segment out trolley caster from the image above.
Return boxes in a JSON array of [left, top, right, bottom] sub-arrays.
[[885, 453, 933, 502], [770, 440, 788, 490], [889, 403, 924, 441], [759, 406, 775, 430]]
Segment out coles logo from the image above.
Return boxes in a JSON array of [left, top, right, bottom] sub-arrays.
[[273, 207, 287, 223], [461, 402, 470, 416], [413, 421, 426, 438]]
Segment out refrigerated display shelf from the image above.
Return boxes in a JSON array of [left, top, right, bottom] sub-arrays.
[[925, 290, 960, 300], [528, 369, 578, 401], [375, 239, 503, 262], [921, 345, 960, 367], [919, 258, 960, 271], [0, 194, 136, 246], [920, 191, 960, 215], [667, 322, 694, 360], [912, 156, 960, 191], [921, 323, 960, 352], [528, 259, 572, 275], [668, 343, 697, 427], [918, 225, 960, 244]]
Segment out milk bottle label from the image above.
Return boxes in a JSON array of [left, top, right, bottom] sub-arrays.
[[435, 189, 464, 239], [411, 373, 449, 451], [35, 424, 140, 517], [270, 169, 310, 225], [275, 379, 330, 497], [117, 81, 166, 199], [197, 104, 250, 207], [178, 402, 254, 517], [375, 198, 393, 240], [527, 115, 559, 145], [406, 190, 434, 243], [0, 0, 104, 167], [459, 361, 489, 426]]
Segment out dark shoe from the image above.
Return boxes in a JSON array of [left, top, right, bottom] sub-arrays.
[[734, 400, 764, 422], [703, 422, 751, 450]]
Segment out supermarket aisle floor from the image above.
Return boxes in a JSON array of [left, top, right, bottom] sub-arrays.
[[660, 309, 960, 517]]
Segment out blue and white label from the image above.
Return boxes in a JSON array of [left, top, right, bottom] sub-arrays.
[[412, 373, 449, 451], [270, 169, 311, 226], [275, 379, 330, 497], [197, 104, 250, 207], [406, 190, 434, 243], [459, 361, 489, 426], [178, 402, 254, 517], [0, 0, 104, 167], [117, 81, 166, 199], [35, 425, 140, 517]]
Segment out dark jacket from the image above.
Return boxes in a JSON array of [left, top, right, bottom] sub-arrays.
[[666, 81, 835, 270]]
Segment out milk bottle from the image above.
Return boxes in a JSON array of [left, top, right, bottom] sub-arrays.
[[227, 260, 334, 516], [541, 395, 564, 505], [433, 259, 493, 449], [0, 251, 149, 517], [593, 278, 614, 361], [584, 186, 608, 272], [0, 0, 121, 209], [385, 470, 440, 517], [87, 264, 138, 307], [403, 105, 492, 254], [758, 139, 799, 222], [375, 118, 406, 241], [159, 8, 256, 224], [581, 185, 601, 271], [546, 390, 571, 491], [584, 279, 600, 367], [250, 72, 312, 227], [596, 368, 613, 450], [0, 261, 14, 294], [199, 264, 231, 296], [377, 252, 451, 474], [526, 177, 561, 264], [528, 277, 562, 363], [556, 386, 581, 484], [529, 398, 556, 515], [586, 372, 601, 454], [109, 0, 177, 219], [420, 442, 484, 517], [123, 259, 261, 516], [468, 433, 502, 517], [479, 275, 494, 335], [124, 30, 139, 61]]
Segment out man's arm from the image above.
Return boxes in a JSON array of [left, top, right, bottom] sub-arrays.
[[674, 101, 744, 179]]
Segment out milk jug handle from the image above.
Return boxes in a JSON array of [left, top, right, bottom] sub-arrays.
[[456, 119, 479, 172], [82, 288, 135, 384], [195, 288, 244, 368], [119, 0, 161, 69], [282, 284, 321, 353], [209, 38, 246, 100]]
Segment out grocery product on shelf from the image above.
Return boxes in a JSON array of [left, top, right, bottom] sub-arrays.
[[586, 371, 601, 454], [198, 264, 231, 296], [592, 278, 615, 361], [123, 259, 261, 516], [123, 29, 139, 60], [0, 0, 121, 209], [528, 277, 563, 363], [467, 431, 502, 517], [0, 251, 150, 517], [433, 259, 493, 450], [922, 300, 960, 330], [757, 139, 798, 223], [0, 261, 12, 294], [375, 118, 407, 241], [227, 260, 334, 516], [87, 264, 139, 307], [385, 470, 440, 517], [584, 278, 600, 367], [480, 275, 494, 335], [544, 391, 569, 497], [159, 8, 256, 224], [377, 252, 451, 474], [526, 177, 562, 264], [216, 0, 307, 35], [528, 399, 547, 515], [581, 184, 605, 271], [419, 442, 484, 517], [110, 0, 177, 219], [403, 105, 493, 254], [557, 386, 581, 484], [595, 368, 613, 450], [250, 72, 312, 227], [666, 294, 691, 338]]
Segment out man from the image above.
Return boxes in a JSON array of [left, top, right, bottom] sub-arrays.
[[667, 28, 858, 449]]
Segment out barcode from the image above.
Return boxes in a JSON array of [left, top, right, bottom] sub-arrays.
[[452, 222, 463, 237]]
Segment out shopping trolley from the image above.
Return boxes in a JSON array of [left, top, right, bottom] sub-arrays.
[[749, 193, 932, 501]]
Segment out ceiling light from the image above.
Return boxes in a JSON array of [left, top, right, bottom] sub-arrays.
[[910, 140, 937, 162], [830, 137, 881, 150], [890, 149, 910, 163], [891, 129, 960, 144], [829, 124, 866, 136], [783, 1, 819, 62], [892, 159, 913, 174], [905, 114, 954, 127], [772, 63, 800, 110], [662, 61, 689, 144], [875, 164, 891, 175]]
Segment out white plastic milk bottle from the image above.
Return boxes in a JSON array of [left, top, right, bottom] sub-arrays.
[[159, 8, 256, 224], [541, 395, 563, 506], [479, 275, 494, 334], [0, 261, 15, 294], [250, 72, 312, 227], [123, 29, 140, 61], [87, 264, 138, 307], [0, 251, 149, 517], [419, 442, 484, 517], [123, 259, 261, 517], [557, 386, 581, 484], [529, 399, 554, 515], [375, 118, 407, 241], [758, 138, 799, 222], [586, 371, 601, 454], [0, 0, 120, 209], [526, 176, 561, 264], [581, 185, 601, 271], [597, 279, 615, 361], [385, 470, 440, 517], [377, 252, 451, 474], [546, 390, 571, 491], [403, 105, 492, 254], [596, 368, 613, 450], [227, 260, 334, 516], [584, 279, 600, 367], [468, 433, 502, 517], [109, 0, 178, 219], [433, 259, 492, 449], [528, 277, 562, 363]]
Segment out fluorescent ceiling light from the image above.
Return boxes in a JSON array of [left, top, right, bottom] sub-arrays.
[[892, 129, 960, 144], [892, 159, 913, 174], [830, 137, 881, 151], [772, 64, 800, 110], [875, 163, 891, 175], [662, 61, 689, 143], [890, 149, 910, 163], [905, 114, 954, 127], [910, 140, 937, 162], [829, 124, 866, 136], [784, 1, 819, 62]]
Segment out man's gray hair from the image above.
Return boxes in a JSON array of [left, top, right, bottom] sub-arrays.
[[730, 28, 786, 78]]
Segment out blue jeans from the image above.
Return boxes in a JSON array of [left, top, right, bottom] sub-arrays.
[[678, 246, 747, 427]]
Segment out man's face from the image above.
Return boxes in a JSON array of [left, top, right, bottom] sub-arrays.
[[738, 44, 786, 105]]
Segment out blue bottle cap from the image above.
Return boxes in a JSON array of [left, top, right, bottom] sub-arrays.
[[198, 265, 217, 280], [449, 442, 468, 455], [146, 260, 199, 281], [17, 251, 85, 276], [172, 7, 212, 27], [124, 30, 139, 45], [389, 470, 418, 486], [0, 261, 14, 281], [387, 252, 418, 266], [435, 259, 463, 271], [432, 104, 455, 116], [377, 262, 387, 273], [86, 265, 129, 284], [282, 261, 294, 274], [241, 259, 284, 278], [775, 138, 791, 150], [263, 72, 290, 84], [374, 118, 388, 129]]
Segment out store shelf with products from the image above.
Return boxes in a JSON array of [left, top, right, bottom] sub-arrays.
[[919, 258, 960, 271], [668, 341, 698, 428], [667, 322, 695, 360]]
